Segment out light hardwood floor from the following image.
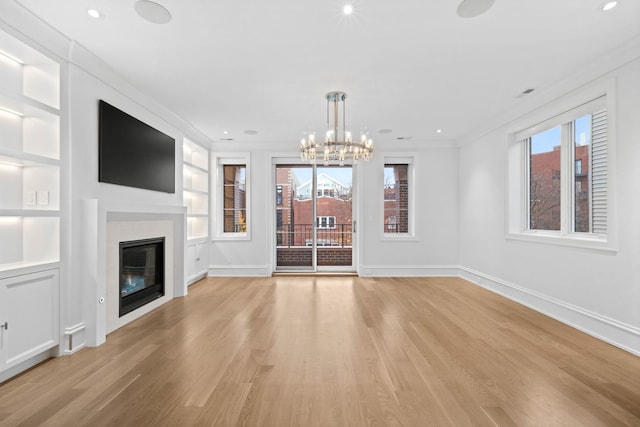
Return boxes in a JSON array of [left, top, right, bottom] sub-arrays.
[[1, 276, 640, 426]]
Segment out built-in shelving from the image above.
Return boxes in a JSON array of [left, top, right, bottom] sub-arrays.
[[0, 28, 60, 271], [183, 138, 209, 241], [183, 138, 209, 284]]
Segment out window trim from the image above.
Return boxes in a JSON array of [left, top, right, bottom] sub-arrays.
[[381, 154, 417, 241], [213, 153, 251, 241], [506, 79, 617, 253]]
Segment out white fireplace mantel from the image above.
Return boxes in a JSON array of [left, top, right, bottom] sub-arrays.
[[81, 199, 187, 346]]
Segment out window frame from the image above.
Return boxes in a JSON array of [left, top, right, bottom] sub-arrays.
[[213, 153, 251, 241], [381, 155, 416, 240], [506, 80, 617, 253]]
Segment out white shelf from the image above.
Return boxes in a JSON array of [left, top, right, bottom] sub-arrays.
[[186, 236, 208, 244], [0, 147, 60, 166], [183, 138, 208, 170], [183, 160, 208, 174], [183, 187, 208, 195], [0, 209, 60, 217], [187, 216, 208, 239], [0, 216, 60, 268], [0, 162, 60, 211], [0, 29, 60, 110]]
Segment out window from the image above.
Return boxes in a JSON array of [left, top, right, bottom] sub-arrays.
[[524, 109, 607, 234], [387, 216, 396, 231], [383, 161, 412, 236], [508, 91, 613, 251], [223, 165, 246, 233], [529, 126, 562, 231], [214, 153, 251, 239], [276, 185, 283, 206], [316, 216, 336, 229]]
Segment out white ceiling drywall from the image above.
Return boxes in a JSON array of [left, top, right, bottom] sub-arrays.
[[13, 0, 640, 146]]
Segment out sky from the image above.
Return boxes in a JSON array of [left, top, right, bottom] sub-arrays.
[[530, 115, 590, 154], [291, 166, 353, 187], [289, 165, 400, 189]]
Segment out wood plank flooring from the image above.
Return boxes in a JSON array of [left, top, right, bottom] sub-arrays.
[[1, 276, 640, 426]]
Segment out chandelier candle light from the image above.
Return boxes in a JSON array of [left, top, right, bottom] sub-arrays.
[[300, 91, 373, 166]]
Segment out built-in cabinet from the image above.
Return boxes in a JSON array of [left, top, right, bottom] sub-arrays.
[[0, 269, 59, 372], [183, 138, 209, 284], [0, 28, 61, 376]]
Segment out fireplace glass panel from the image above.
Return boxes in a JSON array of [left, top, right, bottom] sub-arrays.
[[119, 237, 165, 316]]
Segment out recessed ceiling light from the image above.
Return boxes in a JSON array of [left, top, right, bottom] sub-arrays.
[[87, 9, 104, 19], [243, 130, 258, 135], [602, 1, 618, 11], [223, 130, 229, 135], [134, 1, 172, 24], [378, 129, 393, 134], [436, 129, 443, 134], [343, 4, 354, 15]]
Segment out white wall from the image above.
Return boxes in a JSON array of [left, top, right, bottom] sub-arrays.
[[359, 146, 459, 276], [458, 55, 640, 355], [209, 140, 460, 277]]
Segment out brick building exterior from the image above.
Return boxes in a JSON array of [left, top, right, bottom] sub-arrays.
[[530, 144, 589, 231]]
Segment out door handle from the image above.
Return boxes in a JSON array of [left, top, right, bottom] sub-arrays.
[[0, 322, 7, 330]]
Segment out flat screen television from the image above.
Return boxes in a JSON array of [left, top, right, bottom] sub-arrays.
[[99, 100, 175, 193]]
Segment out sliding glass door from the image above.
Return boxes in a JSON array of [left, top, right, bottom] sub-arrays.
[[275, 164, 354, 272]]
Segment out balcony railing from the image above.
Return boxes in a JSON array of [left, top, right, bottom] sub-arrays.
[[276, 223, 352, 248]]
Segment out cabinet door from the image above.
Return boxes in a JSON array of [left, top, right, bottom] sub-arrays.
[[0, 269, 59, 370], [195, 242, 208, 275]]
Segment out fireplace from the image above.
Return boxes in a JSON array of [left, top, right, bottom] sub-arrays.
[[119, 237, 165, 317]]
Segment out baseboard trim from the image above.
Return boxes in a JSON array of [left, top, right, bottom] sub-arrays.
[[359, 265, 460, 277], [187, 271, 208, 285], [459, 266, 640, 357], [0, 350, 53, 384], [208, 265, 271, 277]]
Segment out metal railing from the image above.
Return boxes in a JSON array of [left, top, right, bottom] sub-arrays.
[[276, 223, 352, 248]]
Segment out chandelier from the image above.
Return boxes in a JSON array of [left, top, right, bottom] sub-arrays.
[[300, 91, 373, 165]]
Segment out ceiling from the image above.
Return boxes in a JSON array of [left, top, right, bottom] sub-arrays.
[[13, 0, 640, 146]]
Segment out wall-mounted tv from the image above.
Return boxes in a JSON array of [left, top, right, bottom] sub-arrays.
[[99, 100, 175, 193]]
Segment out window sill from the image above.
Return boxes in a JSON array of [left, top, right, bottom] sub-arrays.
[[212, 233, 250, 241], [381, 233, 418, 242], [506, 232, 617, 254]]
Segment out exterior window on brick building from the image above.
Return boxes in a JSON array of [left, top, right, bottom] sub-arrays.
[[316, 216, 336, 229], [384, 164, 409, 234]]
